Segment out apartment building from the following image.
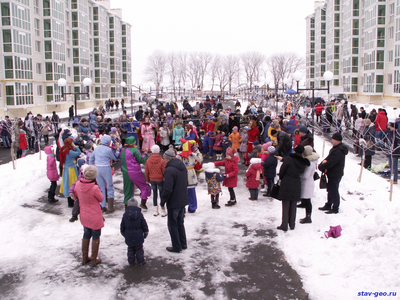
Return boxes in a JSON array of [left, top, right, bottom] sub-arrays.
[[306, 0, 400, 106], [0, 0, 131, 118]]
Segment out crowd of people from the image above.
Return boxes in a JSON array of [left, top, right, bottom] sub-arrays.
[[2, 95, 400, 266]]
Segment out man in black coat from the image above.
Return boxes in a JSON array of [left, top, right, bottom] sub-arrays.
[[161, 146, 189, 253], [318, 133, 348, 214], [276, 145, 310, 231], [135, 106, 144, 121], [218, 119, 229, 136], [271, 129, 292, 157]]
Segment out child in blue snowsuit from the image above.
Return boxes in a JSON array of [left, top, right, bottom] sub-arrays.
[[202, 131, 215, 157], [125, 117, 140, 146], [120, 198, 149, 266]]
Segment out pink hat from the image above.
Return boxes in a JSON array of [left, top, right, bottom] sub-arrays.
[[262, 141, 272, 151], [226, 147, 237, 157], [233, 126, 238, 131]]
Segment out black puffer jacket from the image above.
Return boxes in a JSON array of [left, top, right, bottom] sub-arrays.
[[318, 142, 348, 178], [275, 131, 292, 156], [161, 158, 189, 209], [120, 206, 148, 247], [278, 153, 310, 201], [261, 152, 278, 178]]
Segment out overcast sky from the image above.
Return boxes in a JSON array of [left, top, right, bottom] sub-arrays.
[[110, 0, 317, 85]]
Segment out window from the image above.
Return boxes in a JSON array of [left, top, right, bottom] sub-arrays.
[[376, 75, 384, 92], [1, 3, 11, 26], [389, 27, 394, 39], [34, 18, 40, 36], [37, 85, 43, 96], [66, 30, 70, 45], [36, 63, 41, 74], [6, 85, 14, 105], [4, 56, 13, 79], [388, 74, 393, 85], [45, 41, 52, 59], [34, 0, 39, 14], [43, 0, 50, 16], [67, 48, 70, 58], [388, 50, 394, 62], [43, 19, 51, 37], [66, 11, 69, 26], [68, 67, 71, 76], [3, 29, 12, 52]]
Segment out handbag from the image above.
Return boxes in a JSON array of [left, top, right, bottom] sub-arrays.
[[270, 180, 281, 199], [319, 173, 327, 189], [313, 172, 320, 181], [324, 225, 342, 238]]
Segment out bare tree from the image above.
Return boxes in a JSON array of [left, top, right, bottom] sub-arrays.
[[240, 52, 265, 88], [267, 52, 304, 89], [198, 52, 213, 91], [167, 52, 178, 97], [3, 118, 18, 169], [177, 52, 188, 95], [145, 50, 167, 94], [187, 52, 200, 90], [210, 55, 221, 92], [224, 55, 240, 95]]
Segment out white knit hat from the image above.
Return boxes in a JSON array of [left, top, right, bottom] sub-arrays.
[[151, 144, 160, 154]]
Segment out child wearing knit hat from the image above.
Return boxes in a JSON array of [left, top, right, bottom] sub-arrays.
[[261, 146, 278, 197]]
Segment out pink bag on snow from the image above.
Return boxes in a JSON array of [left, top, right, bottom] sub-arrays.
[[324, 225, 342, 238]]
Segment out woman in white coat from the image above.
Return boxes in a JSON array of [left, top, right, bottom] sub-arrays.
[[299, 145, 320, 224]]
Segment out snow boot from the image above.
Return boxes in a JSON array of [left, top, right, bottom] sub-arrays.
[[139, 199, 148, 211], [161, 206, 167, 217], [106, 198, 115, 214], [212, 201, 221, 209], [48, 198, 59, 203], [154, 206, 159, 216], [225, 199, 237, 206], [69, 215, 78, 222], [300, 214, 312, 224], [318, 203, 332, 211], [91, 238, 102, 267], [82, 238, 91, 265]]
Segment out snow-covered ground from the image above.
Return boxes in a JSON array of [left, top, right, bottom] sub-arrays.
[[0, 132, 399, 299]]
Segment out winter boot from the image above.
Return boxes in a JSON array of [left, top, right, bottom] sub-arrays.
[[106, 198, 115, 214], [69, 215, 78, 222], [154, 206, 160, 216], [82, 238, 91, 265], [161, 206, 167, 217], [91, 238, 102, 267], [212, 202, 221, 209], [48, 198, 59, 203], [318, 203, 332, 211], [225, 199, 237, 206], [300, 214, 312, 224], [139, 199, 148, 211]]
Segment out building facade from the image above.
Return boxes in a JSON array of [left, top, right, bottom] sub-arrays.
[[0, 0, 131, 118], [306, 0, 400, 106]]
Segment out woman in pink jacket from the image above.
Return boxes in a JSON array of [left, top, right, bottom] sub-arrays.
[[141, 116, 157, 152], [73, 165, 104, 267], [44, 146, 59, 203]]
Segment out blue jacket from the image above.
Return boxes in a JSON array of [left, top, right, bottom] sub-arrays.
[[125, 120, 140, 135], [64, 148, 81, 167], [283, 119, 296, 135], [120, 206, 148, 247], [78, 122, 90, 137], [89, 144, 120, 166], [90, 114, 98, 131]]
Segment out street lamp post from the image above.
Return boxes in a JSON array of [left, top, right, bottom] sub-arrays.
[[292, 70, 334, 139], [58, 78, 92, 118]]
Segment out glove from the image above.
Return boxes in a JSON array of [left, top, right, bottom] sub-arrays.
[[225, 174, 229, 178], [143, 232, 148, 239]]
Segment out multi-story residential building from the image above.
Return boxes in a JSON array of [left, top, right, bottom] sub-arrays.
[[306, 0, 400, 106], [0, 0, 131, 118]]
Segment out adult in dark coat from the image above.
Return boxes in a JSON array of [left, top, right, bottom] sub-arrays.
[[261, 146, 278, 196], [359, 119, 376, 169], [135, 106, 144, 121], [160, 146, 188, 253], [298, 125, 314, 147], [120, 198, 149, 265], [271, 130, 292, 157], [276, 145, 310, 231], [228, 113, 240, 133], [318, 133, 348, 214], [218, 119, 229, 136]]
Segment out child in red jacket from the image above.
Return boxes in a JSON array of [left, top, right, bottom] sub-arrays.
[[214, 147, 240, 206], [19, 129, 28, 157], [246, 158, 262, 200]]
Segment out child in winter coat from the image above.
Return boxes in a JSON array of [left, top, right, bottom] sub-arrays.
[[214, 148, 240, 206], [83, 141, 94, 165], [144, 145, 166, 217], [261, 146, 278, 197], [202, 131, 215, 157], [245, 158, 262, 200], [212, 131, 224, 160], [239, 128, 248, 164], [45, 146, 60, 203], [203, 162, 224, 209], [19, 129, 28, 157], [120, 198, 149, 266], [229, 126, 242, 151], [69, 159, 87, 222]]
